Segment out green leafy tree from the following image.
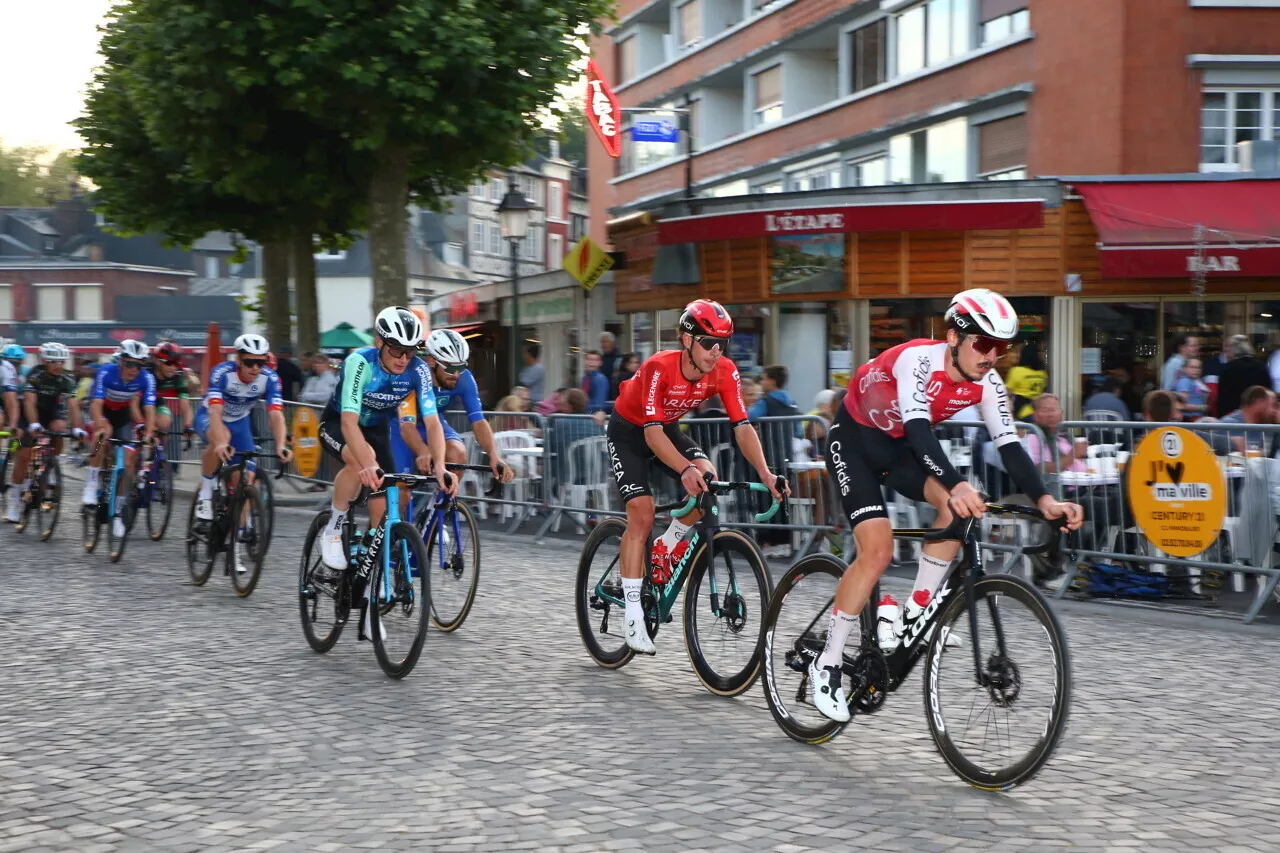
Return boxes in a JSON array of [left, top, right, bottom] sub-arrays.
[[0, 144, 79, 206], [84, 0, 613, 319]]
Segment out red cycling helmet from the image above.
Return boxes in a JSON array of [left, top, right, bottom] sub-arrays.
[[154, 341, 184, 365], [678, 299, 734, 338]]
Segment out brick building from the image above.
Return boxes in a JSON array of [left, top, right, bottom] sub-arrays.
[[588, 0, 1280, 413]]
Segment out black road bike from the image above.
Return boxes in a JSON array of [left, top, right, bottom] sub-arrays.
[[14, 431, 74, 540], [761, 504, 1071, 790], [185, 451, 284, 597]]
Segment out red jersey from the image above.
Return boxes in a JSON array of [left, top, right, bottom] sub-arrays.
[[614, 350, 750, 428], [844, 339, 1018, 447]]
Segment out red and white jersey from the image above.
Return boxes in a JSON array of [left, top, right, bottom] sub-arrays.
[[845, 339, 1018, 447], [614, 350, 750, 428]]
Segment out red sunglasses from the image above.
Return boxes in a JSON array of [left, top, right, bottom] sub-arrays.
[[968, 336, 1012, 358]]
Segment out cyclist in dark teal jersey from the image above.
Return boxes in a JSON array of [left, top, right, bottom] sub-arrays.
[[317, 306, 454, 570]]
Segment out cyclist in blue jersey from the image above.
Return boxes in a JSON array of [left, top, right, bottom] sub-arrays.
[[317, 306, 454, 570], [83, 340, 157, 506], [194, 334, 293, 521], [390, 329, 515, 490], [0, 344, 21, 438]]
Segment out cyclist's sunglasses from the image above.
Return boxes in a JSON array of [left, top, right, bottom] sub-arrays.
[[383, 342, 416, 360], [968, 335, 1012, 358], [241, 357, 267, 368], [437, 362, 467, 375], [695, 335, 730, 352]]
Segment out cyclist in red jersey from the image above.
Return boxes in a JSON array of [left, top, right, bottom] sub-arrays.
[[808, 288, 1084, 723], [608, 299, 787, 655]]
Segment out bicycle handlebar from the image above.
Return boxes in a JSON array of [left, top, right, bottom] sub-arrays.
[[663, 475, 788, 524], [919, 502, 1068, 554]]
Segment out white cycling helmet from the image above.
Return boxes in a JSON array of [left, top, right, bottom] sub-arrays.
[[375, 306, 424, 347], [39, 342, 70, 362], [118, 339, 150, 361], [423, 328, 469, 366], [234, 333, 270, 356], [945, 288, 1018, 341]]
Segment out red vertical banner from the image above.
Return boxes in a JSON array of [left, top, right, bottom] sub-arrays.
[[585, 59, 622, 159], [203, 322, 221, 389]]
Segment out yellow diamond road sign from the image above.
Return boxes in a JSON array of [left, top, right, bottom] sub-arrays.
[[563, 236, 614, 291]]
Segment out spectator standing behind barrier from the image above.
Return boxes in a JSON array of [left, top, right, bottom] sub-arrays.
[[519, 344, 545, 403], [1162, 334, 1199, 390], [274, 344, 305, 401], [1215, 335, 1270, 417], [1005, 343, 1048, 420], [549, 388, 605, 488], [299, 356, 339, 405], [805, 389, 837, 446], [1083, 375, 1132, 420], [599, 332, 620, 391], [748, 365, 800, 558], [1173, 357, 1210, 420], [740, 376, 761, 411], [611, 352, 638, 400], [580, 350, 610, 414]]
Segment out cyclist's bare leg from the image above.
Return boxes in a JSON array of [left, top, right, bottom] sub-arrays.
[[831, 517, 895, 617], [620, 496, 654, 580], [917, 478, 962, 593]]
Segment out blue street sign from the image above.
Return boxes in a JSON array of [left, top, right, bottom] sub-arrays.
[[631, 116, 680, 143]]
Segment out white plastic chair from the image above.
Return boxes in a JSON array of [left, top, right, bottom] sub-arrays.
[[494, 430, 539, 521], [553, 436, 613, 532]]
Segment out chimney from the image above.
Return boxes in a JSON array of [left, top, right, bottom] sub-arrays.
[[550, 138, 561, 160]]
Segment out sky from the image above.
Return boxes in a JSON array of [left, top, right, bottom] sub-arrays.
[[0, 0, 114, 152]]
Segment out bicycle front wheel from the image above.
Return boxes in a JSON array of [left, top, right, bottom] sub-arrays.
[[184, 491, 216, 585], [108, 472, 136, 563], [229, 484, 267, 598], [574, 517, 636, 670], [683, 529, 772, 697], [369, 521, 431, 679], [423, 500, 480, 632], [298, 511, 347, 653], [146, 459, 174, 541], [924, 574, 1071, 791]]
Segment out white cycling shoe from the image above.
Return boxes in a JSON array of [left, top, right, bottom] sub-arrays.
[[5, 500, 22, 523], [320, 530, 348, 570], [809, 659, 851, 723], [195, 498, 214, 521], [623, 614, 655, 655]]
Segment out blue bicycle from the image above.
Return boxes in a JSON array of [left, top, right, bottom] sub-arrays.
[[299, 471, 436, 679], [83, 436, 144, 563], [411, 462, 501, 632], [135, 431, 185, 541]]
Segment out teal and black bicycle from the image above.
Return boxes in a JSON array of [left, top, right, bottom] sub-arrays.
[[574, 477, 785, 697]]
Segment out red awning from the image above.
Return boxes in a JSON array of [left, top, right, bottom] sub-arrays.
[[1075, 180, 1280, 279], [655, 199, 1044, 244]]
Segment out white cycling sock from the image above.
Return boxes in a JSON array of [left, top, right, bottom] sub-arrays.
[[817, 609, 859, 669], [198, 475, 216, 500], [659, 519, 692, 550], [18, 479, 29, 493], [325, 505, 346, 534], [622, 576, 644, 621], [85, 467, 100, 489], [913, 553, 952, 597]]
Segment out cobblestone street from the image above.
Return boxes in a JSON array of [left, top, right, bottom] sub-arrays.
[[3, 503, 1280, 852]]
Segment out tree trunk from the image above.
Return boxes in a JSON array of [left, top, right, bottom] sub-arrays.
[[261, 236, 292, 350], [368, 142, 410, 314], [292, 228, 320, 355]]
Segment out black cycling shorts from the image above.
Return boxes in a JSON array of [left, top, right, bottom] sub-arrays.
[[19, 401, 67, 432], [102, 405, 141, 442], [320, 408, 396, 475], [825, 403, 932, 530], [606, 413, 709, 504]]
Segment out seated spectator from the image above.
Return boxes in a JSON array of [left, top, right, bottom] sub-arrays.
[[494, 393, 534, 433], [1083, 375, 1133, 421], [1173, 357, 1210, 420], [1143, 389, 1181, 423], [1022, 394, 1086, 474], [549, 388, 605, 488], [1216, 385, 1276, 455], [536, 386, 569, 419], [805, 389, 837, 446]]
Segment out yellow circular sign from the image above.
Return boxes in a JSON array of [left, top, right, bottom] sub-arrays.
[[291, 406, 322, 479], [1126, 426, 1226, 557]]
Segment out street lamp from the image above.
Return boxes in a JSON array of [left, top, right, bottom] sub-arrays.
[[497, 173, 537, 394]]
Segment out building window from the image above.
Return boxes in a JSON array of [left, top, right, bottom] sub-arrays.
[[753, 64, 783, 127], [489, 178, 504, 201], [571, 214, 587, 241], [443, 242, 464, 265], [471, 220, 485, 251], [687, 99, 700, 150], [471, 179, 487, 199], [980, 4, 1028, 45], [621, 103, 683, 173], [617, 36, 637, 84], [1201, 89, 1278, 169], [36, 286, 66, 321], [547, 183, 563, 219], [752, 179, 784, 194], [786, 159, 842, 192], [849, 156, 888, 186], [849, 19, 887, 94], [76, 286, 103, 321], [204, 256, 219, 279], [313, 248, 347, 261], [678, 0, 701, 47], [548, 234, 564, 267], [489, 223, 502, 255], [0, 286, 11, 321], [889, 117, 969, 183], [977, 113, 1027, 178], [896, 0, 972, 76]]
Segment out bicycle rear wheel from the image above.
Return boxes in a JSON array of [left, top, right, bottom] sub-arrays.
[[36, 458, 60, 541], [298, 511, 348, 653], [369, 521, 431, 679], [683, 529, 772, 697], [146, 458, 174, 540], [422, 500, 480, 632], [108, 472, 137, 563], [574, 517, 636, 670], [761, 554, 869, 745], [185, 491, 216, 585], [82, 493, 103, 554], [924, 574, 1071, 791], [229, 484, 266, 597]]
